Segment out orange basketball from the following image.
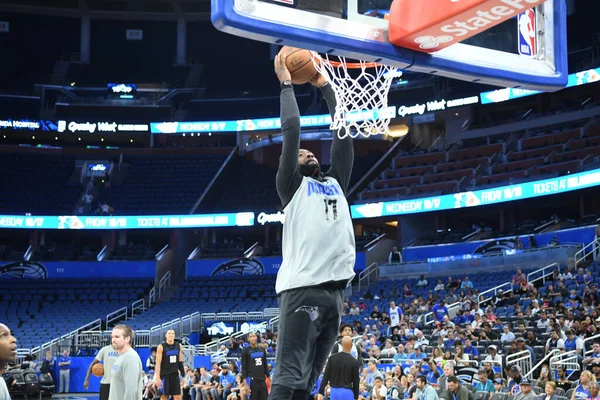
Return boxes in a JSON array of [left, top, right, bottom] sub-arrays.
[[280, 46, 318, 85], [92, 363, 104, 377]]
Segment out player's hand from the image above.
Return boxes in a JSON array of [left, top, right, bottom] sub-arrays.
[[154, 376, 162, 389], [309, 72, 327, 88], [274, 53, 292, 83], [83, 379, 90, 390], [315, 395, 324, 400]]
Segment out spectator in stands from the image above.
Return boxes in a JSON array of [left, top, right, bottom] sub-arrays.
[[147, 349, 157, 371], [475, 369, 495, 393], [203, 369, 220, 400], [437, 364, 454, 393], [349, 302, 360, 316], [393, 345, 408, 364], [549, 236, 560, 247], [384, 377, 402, 400], [366, 360, 383, 390], [516, 337, 537, 364], [403, 284, 413, 298], [432, 301, 448, 323], [368, 306, 382, 321], [480, 324, 499, 342], [555, 366, 572, 392], [501, 324, 516, 343], [389, 301, 403, 330], [512, 270, 526, 285], [513, 379, 537, 400], [415, 331, 429, 349], [494, 378, 507, 393], [525, 331, 539, 347], [583, 343, 600, 366], [389, 247, 402, 263], [591, 360, 600, 383], [415, 375, 439, 400], [446, 277, 459, 290], [587, 382, 599, 400], [575, 268, 586, 287], [409, 346, 426, 361], [381, 339, 397, 358], [58, 349, 72, 394], [442, 376, 471, 400], [447, 290, 459, 304], [537, 312, 550, 330], [218, 364, 236, 400], [571, 370, 594, 400], [484, 345, 502, 367], [405, 373, 417, 399], [463, 338, 479, 360], [541, 381, 561, 400], [561, 270, 573, 281], [417, 275, 428, 288], [508, 365, 524, 395], [535, 365, 552, 389], [434, 280, 445, 291], [461, 277, 474, 290], [563, 330, 584, 362], [515, 237, 524, 250], [454, 345, 469, 367], [584, 270, 594, 286]]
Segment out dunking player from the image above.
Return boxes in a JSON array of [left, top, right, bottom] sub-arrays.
[[241, 332, 269, 400], [83, 343, 119, 400], [155, 329, 185, 400], [269, 51, 355, 400]]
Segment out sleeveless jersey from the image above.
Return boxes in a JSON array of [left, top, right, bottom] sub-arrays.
[[276, 176, 356, 294], [160, 341, 180, 375]]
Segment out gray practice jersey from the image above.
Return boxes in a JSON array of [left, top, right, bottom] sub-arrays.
[[0, 375, 11, 400], [96, 344, 119, 385], [276, 175, 356, 294], [109, 348, 143, 400]]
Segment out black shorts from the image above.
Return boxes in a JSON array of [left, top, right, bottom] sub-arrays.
[[100, 383, 110, 400], [163, 372, 181, 396]]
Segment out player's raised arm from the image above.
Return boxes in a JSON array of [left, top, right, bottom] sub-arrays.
[[275, 52, 304, 208], [315, 74, 354, 194]]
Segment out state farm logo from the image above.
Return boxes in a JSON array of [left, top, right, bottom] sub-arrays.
[[414, 35, 454, 50], [389, 0, 547, 53]]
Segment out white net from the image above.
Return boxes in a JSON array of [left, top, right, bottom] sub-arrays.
[[311, 52, 398, 139]]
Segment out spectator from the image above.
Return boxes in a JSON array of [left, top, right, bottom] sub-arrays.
[[389, 246, 402, 263], [474, 369, 495, 393], [583, 342, 600, 366], [587, 382, 599, 400], [571, 370, 594, 400], [494, 378, 507, 393], [461, 277, 474, 290], [501, 324, 516, 343], [484, 345, 502, 368], [434, 279, 445, 291], [555, 366, 572, 392], [438, 364, 455, 393], [514, 379, 537, 400], [549, 236, 560, 246], [415, 375, 439, 400], [535, 365, 552, 389], [381, 339, 397, 358], [432, 301, 448, 323], [512, 269, 526, 285], [541, 381, 561, 400], [516, 337, 537, 365], [416, 275, 428, 288], [371, 376, 387, 400], [349, 302, 360, 316], [563, 330, 584, 361], [442, 376, 471, 400], [463, 338, 479, 360]]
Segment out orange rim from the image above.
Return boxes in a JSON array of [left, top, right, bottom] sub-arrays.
[[311, 52, 380, 69]]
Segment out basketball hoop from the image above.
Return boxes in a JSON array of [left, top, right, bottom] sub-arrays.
[[311, 52, 398, 139]]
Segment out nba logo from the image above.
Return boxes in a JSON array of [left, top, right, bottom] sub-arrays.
[[518, 9, 536, 57]]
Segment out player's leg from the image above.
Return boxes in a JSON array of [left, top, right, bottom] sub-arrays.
[[168, 373, 182, 400], [268, 288, 324, 400], [100, 383, 111, 400], [329, 388, 354, 400], [305, 287, 343, 395]]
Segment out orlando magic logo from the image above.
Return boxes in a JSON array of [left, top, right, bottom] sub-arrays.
[[295, 306, 319, 321]]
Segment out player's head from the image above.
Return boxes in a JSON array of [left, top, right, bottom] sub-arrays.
[[339, 324, 353, 337], [166, 329, 176, 343], [0, 323, 17, 370], [248, 332, 257, 346], [298, 149, 320, 177], [112, 324, 133, 352]]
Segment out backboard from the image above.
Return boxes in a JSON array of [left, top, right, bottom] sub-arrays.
[[212, 0, 568, 91]]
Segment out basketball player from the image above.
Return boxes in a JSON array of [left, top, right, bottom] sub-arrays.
[[329, 324, 362, 364], [155, 329, 185, 400], [84, 343, 119, 400], [270, 51, 355, 400], [0, 323, 17, 398], [108, 324, 143, 400], [241, 332, 269, 400], [317, 336, 361, 400]]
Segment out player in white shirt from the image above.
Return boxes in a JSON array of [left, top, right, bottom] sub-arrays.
[[389, 302, 403, 329], [270, 51, 355, 400]]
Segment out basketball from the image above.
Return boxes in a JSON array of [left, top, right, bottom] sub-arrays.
[[280, 46, 318, 85], [92, 363, 104, 377]]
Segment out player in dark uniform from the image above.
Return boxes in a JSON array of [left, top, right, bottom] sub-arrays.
[[241, 332, 269, 400], [269, 51, 355, 400], [154, 329, 185, 400]]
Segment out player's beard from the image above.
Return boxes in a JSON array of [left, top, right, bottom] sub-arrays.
[[299, 161, 320, 177]]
